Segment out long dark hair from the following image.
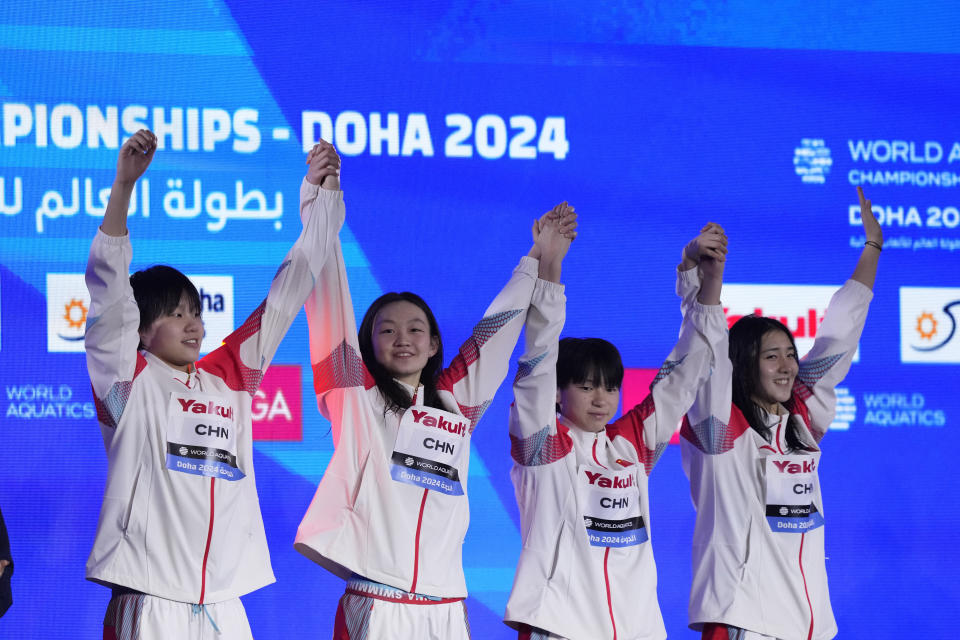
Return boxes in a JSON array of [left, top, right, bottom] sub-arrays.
[[729, 315, 807, 451], [358, 292, 445, 414]]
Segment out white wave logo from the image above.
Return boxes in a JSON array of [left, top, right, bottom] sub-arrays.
[[830, 386, 856, 431], [794, 139, 833, 184]]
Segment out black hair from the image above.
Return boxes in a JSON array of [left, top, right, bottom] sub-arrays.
[[358, 292, 444, 414], [729, 315, 807, 451], [129, 265, 201, 337], [556, 337, 624, 390]]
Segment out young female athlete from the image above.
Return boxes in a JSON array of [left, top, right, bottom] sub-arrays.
[[85, 130, 341, 639], [503, 220, 729, 640], [679, 187, 882, 640], [293, 154, 578, 639]]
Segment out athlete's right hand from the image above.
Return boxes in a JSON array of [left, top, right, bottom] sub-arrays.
[[681, 222, 727, 270], [306, 140, 341, 189], [116, 129, 157, 185]]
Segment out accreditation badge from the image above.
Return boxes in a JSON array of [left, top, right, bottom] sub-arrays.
[[165, 393, 245, 481], [578, 465, 646, 548], [764, 453, 824, 533], [390, 405, 470, 496]]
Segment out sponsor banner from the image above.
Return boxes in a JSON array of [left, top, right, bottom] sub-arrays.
[[900, 286, 960, 363], [165, 442, 245, 481], [389, 405, 469, 496], [252, 364, 302, 441], [389, 451, 463, 496], [583, 515, 649, 548], [190, 275, 234, 354], [4, 382, 96, 420], [862, 391, 947, 427], [764, 455, 825, 534], [723, 283, 859, 362], [46, 273, 88, 352], [165, 393, 244, 481], [46, 272, 233, 354], [579, 465, 646, 548], [765, 503, 825, 533]]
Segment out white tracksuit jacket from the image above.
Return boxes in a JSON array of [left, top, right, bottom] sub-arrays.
[[294, 180, 536, 598], [504, 268, 728, 640], [680, 279, 873, 640], [84, 183, 342, 603]]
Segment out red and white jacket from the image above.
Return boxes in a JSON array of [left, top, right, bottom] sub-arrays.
[[84, 184, 342, 603], [504, 268, 727, 640], [294, 181, 537, 598], [680, 279, 873, 640]]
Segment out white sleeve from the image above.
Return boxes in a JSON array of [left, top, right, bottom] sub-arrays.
[[793, 279, 873, 440], [509, 278, 569, 466], [84, 230, 143, 436]]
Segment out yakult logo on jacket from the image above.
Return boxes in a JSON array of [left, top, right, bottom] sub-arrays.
[[177, 398, 235, 421], [723, 283, 859, 362], [900, 287, 960, 364], [252, 364, 302, 441], [771, 459, 816, 474], [410, 408, 468, 437], [584, 470, 634, 489]]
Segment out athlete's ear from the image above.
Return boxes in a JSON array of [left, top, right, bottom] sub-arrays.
[[428, 335, 439, 357], [555, 388, 563, 414]]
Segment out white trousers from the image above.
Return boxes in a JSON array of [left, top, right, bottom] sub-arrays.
[[104, 592, 253, 640]]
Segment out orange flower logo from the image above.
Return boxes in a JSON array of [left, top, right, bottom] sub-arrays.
[[63, 299, 88, 329], [915, 312, 937, 341]]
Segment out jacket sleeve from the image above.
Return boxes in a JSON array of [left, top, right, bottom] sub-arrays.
[[84, 230, 146, 442], [299, 180, 371, 446], [791, 279, 873, 441], [508, 278, 571, 466], [197, 178, 343, 395], [609, 267, 728, 474], [436, 256, 538, 431]]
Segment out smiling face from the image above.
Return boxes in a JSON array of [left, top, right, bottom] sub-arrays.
[[751, 329, 799, 414], [557, 375, 620, 433], [370, 300, 439, 388], [138, 291, 203, 372]]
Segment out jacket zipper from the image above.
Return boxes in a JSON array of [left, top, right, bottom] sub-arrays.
[[198, 477, 215, 604], [777, 418, 815, 640], [592, 433, 617, 638], [409, 488, 429, 593]]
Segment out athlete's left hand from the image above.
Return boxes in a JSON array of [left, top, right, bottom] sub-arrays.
[[858, 186, 883, 247]]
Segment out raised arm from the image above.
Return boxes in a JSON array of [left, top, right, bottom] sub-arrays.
[[612, 224, 729, 471], [101, 129, 156, 237], [678, 222, 727, 311], [851, 186, 882, 290], [197, 142, 344, 396], [298, 144, 368, 434], [791, 187, 879, 440], [85, 134, 157, 444], [509, 204, 575, 465]]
